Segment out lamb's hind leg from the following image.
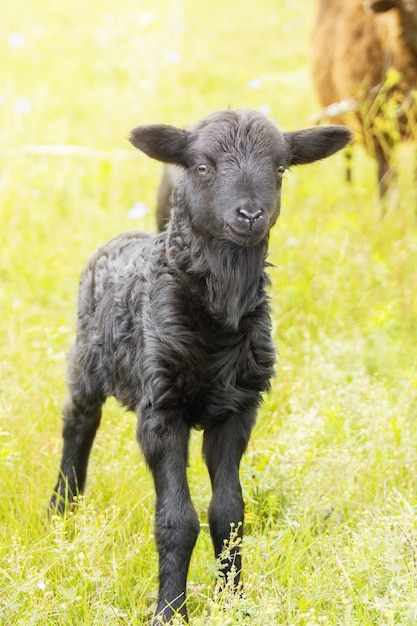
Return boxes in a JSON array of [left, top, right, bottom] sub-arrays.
[[202, 409, 255, 590], [50, 369, 104, 515], [139, 409, 199, 624]]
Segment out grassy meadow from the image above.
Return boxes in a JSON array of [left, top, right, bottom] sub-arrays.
[[1, 0, 417, 623]]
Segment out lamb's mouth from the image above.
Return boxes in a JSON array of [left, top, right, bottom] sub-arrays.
[[223, 222, 267, 246]]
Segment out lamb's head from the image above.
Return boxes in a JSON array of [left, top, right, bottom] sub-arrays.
[[130, 110, 352, 246]]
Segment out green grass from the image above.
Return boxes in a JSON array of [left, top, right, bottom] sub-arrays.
[[1, 0, 417, 624]]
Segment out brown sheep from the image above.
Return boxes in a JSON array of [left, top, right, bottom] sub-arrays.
[[311, 0, 417, 196]]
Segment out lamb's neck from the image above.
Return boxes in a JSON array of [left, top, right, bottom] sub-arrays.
[[199, 238, 269, 330], [167, 213, 269, 331]]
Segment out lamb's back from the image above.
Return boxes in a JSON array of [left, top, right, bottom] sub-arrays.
[[70, 231, 166, 410]]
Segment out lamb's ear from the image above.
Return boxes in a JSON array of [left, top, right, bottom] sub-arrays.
[[284, 126, 353, 166], [129, 124, 188, 165]]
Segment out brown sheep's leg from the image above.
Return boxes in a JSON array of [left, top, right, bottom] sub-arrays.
[[376, 142, 395, 198], [156, 165, 175, 232], [345, 145, 352, 184]]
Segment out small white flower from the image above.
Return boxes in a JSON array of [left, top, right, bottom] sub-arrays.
[[247, 77, 262, 90], [8, 33, 25, 48], [14, 98, 31, 114], [102, 13, 115, 24], [258, 104, 271, 115], [137, 12, 155, 28], [165, 51, 181, 64], [288, 519, 301, 530], [286, 237, 298, 247], [138, 79, 151, 90], [128, 202, 149, 219], [37, 580, 46, 591]]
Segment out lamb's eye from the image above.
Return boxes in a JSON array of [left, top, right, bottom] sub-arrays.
[[277, 165, 286, 177], [197, 164, 211, 176]]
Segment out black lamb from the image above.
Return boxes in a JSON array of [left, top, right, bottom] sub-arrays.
[[50, 109, 351, 624]]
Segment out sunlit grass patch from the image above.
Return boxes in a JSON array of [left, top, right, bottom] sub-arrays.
[[2, 0, 417, 623]]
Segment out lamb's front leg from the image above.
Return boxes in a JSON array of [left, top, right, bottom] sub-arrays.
[[139, 411, 199, 624], [202, 409, 255, 590]]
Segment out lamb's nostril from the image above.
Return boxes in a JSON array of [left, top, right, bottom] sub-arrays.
[[237, 207, 263, 223]]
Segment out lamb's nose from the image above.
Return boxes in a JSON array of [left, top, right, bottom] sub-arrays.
[[237, 207, 263, 223]]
